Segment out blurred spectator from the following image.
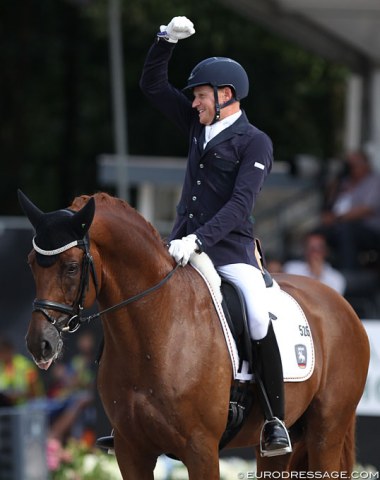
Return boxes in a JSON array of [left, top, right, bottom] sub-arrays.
[[0, 333, 97, 448], [265, 255, 284, 274], [320, 150, 380, 270], [47, 389, 93, 445], [67, 331, 97, 444], [45, 332, 96, 445], [283, 231, 346, 295], [68, 331, 96, 394], [0, 336, 44, 407], [46, 360, 73, 400]]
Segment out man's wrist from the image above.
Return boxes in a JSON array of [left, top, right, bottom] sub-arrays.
[[155, 36, 177, 47], [157, 32, 177, 43], [195, 237, 203, 253]]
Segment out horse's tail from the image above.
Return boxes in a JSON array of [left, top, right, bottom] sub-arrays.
[[340, 414, 356, 472]]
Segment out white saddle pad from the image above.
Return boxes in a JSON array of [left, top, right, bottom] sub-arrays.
[[191, 261, 315, 383], [269, 282, 315, 382]]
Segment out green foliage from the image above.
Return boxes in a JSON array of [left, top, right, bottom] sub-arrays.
[[0, 0, 348, 213]]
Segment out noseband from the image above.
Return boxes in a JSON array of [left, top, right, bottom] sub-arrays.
[[32, 235, 180, 335], [32, 235, 99, 334]]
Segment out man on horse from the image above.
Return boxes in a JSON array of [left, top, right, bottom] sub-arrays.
[[97, 15, 291, 457], [139, 16, 291, 456]]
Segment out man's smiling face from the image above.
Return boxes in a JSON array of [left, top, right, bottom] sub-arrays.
[[192, 85, 217, 126]]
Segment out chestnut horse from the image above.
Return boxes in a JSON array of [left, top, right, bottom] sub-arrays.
[[19, 191, 369, 479]]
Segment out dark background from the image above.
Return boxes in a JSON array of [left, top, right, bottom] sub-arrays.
[[0, 0, 346, 215]]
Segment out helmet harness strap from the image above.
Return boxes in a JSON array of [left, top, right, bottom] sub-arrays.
[[211, 86, 237, 124]]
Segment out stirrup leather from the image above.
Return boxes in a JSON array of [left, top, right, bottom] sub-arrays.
[[260, 417, 292, 458]]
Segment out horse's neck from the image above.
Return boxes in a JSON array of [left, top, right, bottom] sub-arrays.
[[98, 264, 207, 387], [98, 262, 178, 368], [101, 248, 170, 300], [94, 218, 175, 322]]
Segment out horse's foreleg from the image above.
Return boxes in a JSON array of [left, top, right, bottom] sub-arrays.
[[182, 436, 221, 480], [114, 435, 157, 480]]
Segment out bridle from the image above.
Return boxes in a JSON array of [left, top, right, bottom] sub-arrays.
[[32, 235, 179, 335], [33, 235, 99, 334]]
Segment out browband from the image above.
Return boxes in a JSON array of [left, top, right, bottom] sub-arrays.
[[32, 237, 85, 256]]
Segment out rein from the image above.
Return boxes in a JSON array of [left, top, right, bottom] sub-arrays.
[[80, 263, 180, 325], [33, 236, 180, 334]]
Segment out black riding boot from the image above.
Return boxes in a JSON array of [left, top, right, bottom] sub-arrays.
[[252, 321, 292, 457]]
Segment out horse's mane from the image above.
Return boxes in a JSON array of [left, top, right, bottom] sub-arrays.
[[69, 192, 163, 245]]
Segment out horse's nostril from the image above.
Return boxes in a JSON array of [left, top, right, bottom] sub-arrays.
[[41, 340, 52, 358]]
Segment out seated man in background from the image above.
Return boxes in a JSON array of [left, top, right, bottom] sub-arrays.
[[320, 150, 380, 270], [283, 231, 346, 295]]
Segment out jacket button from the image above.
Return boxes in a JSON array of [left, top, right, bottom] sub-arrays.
[[189, 213, 194, 218], [197, 180, 201, 185], [200, 163, 204, 168], [192, 196, 197, 201]]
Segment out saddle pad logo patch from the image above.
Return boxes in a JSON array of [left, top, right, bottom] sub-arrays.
[[295, 344, 307, 369]]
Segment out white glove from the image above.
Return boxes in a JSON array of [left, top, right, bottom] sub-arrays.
[[158, 16, 195, 43], [168, 234, 200, 266]]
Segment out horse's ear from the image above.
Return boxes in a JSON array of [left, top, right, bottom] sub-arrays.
[[17, 189, 44, 229], [71, 197, 95, 236]]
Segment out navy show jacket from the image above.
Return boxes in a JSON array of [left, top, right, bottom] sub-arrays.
[[140, 39, 273, 267]]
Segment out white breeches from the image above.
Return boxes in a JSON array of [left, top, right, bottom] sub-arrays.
[[217, 263, 270, 340]]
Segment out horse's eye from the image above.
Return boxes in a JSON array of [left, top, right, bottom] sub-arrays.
[[66, 263, 79, 276]]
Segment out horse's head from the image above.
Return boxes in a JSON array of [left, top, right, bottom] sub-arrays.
[[18, 190, 98, 370]]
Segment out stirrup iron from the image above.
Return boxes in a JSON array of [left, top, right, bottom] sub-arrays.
[[260, 417, 292, 458]]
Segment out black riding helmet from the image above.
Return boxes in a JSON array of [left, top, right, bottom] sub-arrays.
[[183, 57, 249, 123]]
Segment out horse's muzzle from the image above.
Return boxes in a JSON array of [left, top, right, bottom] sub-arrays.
[[26, 315, 63, 369]]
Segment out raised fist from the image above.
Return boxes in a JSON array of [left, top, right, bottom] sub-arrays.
[[158, 16, 195, 43]]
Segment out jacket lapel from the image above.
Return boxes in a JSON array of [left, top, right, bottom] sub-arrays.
[[197, 128, 206, 154], [202, 111, 250, 155]]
